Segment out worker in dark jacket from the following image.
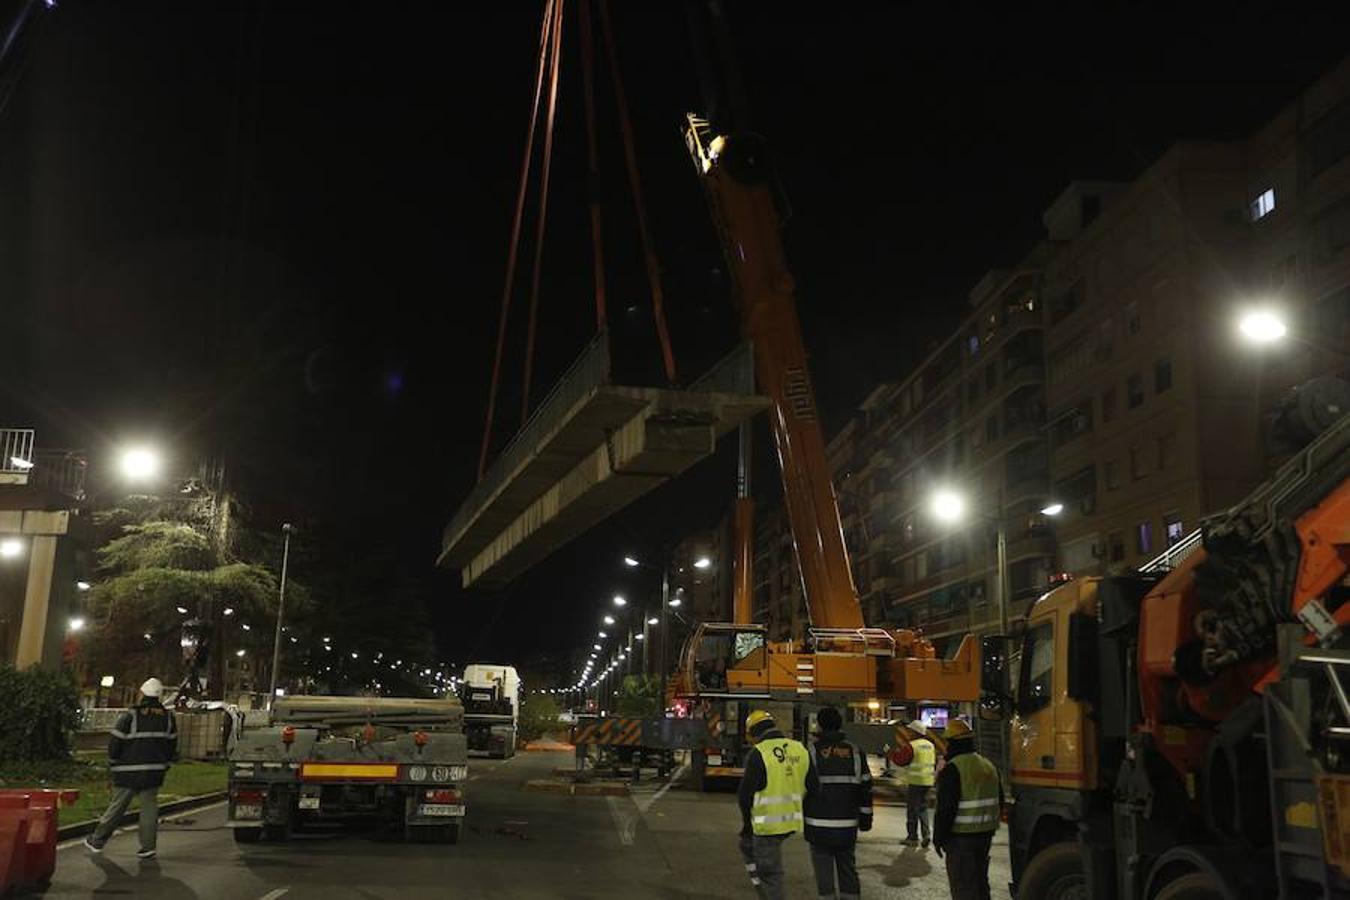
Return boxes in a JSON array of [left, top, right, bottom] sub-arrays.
[[737, 710, 816, 899], [933, 719, 1002, 900], [803, 706, 872, 900], [84, 677, 178, 859]]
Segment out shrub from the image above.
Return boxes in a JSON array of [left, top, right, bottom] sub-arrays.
[[0, 666, 81, 764], [517, 693, 561, 743]]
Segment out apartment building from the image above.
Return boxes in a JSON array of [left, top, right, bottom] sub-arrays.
[[1048, 57, 1350, 575], [755, 56, 1350, 645]]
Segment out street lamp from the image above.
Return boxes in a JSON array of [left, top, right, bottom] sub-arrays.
[[623, 556, 640, 567], [268, 524, 294, 707], [118, 446, 162, 483], [1238, 309, 1288, 345], [68, 617, 86, 633], [928, 487, 1010, 639], [603, 615, 616, 625], [613, 594, 627, 607], [1040, 502, 1064, 517], [693, 556, 712, 570], [0, 538, 23, 560]]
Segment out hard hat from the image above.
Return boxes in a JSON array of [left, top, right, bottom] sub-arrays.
[[139, 677, 164, 698], [944, 718, 973, 740], [746, 709, 775, 732]]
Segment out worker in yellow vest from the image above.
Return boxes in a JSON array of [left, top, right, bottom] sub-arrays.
[[737, 710, 816, 899], [933, 719, 1002, 900], [901, 731, 936, 848]]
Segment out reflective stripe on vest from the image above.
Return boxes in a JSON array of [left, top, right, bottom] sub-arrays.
[[110, 762, 169, 772], [908, 738, 936, 787], [751, 737, 809, 836], [949, 753, 1000, 833], [804, 817, 859, 828]]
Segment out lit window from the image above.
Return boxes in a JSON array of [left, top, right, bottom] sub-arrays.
[[1165, 513, 1184, 547], [1250, 188, 1276, 221]]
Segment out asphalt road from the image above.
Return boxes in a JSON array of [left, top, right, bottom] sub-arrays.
[[46, 750, 1012, 899]]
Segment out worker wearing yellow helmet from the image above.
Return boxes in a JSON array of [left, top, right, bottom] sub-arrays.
[[934, 717, 1003, 900], [736, 709, 816, 899]]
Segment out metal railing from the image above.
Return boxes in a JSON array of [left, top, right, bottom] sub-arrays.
[[0, 428, 35, 476], [1140, 528, 1204, 573], [31, 449, 88, 501], [446, 335, 611, 547]]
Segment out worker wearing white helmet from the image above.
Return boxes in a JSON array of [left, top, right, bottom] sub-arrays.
[[84, 677, 178, 859]]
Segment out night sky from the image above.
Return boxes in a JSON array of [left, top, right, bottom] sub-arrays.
[[0, 2, 1343, 677]]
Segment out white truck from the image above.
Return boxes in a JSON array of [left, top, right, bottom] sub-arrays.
[[459, 663, 519, 759]]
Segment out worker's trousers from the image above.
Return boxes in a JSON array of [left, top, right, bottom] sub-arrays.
[[944, 832, 994, 900], [905, 784, 931, 842], [89, 786, 159, 851], [739, 832, 791, 899], [809, 841, 860, 899]]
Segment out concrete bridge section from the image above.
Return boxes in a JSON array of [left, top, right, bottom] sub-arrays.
[[439, 341, 764, 589]]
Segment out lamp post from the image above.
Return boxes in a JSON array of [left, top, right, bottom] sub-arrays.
[[267, 524, 294, 707]]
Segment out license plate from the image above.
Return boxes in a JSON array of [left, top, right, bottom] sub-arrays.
[[234, 804, 262, 820], [298, 797, 320, 810], [417, 804, 465, 817], [707, 755, 722, 766]]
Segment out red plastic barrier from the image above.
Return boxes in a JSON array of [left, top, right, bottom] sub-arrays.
[[0, 789, 79, 896]]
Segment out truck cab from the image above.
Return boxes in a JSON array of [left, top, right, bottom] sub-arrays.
[[460, 663, 519, 758]]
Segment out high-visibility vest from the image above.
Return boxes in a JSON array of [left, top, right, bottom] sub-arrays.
[[908, 738, 936, 787], [949, 752, 1000, 834], [750, 737, 808, 836]]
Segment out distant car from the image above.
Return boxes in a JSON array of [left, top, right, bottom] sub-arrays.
[[558, 711, 577, 725]]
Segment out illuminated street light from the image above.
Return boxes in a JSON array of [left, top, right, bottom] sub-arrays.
[[1239, 309, 1287, 344], [8, 456, 33, 470], [0, 538, 24, 559], [593, 643, 602, 650], [235, 649, 246, 657], [623, 556, 640, 567], [1040, 502, 1065, 517], [118, 446, 162, 483], [598, 631, 608, 638], [693, 556, 712, 570], [635, 633, 645, 641], [930, 489, 966, 524], [68, 617, 86, 633], [647, 616, 659, 625], [613, 595, 627, 607], [241, 623, 251, 631], [603, 615, 616, 625], [176, 606, 188, 614], [76, 580, 91, 591], [223, 607, 234, 616], [668, 597, 682, 608]]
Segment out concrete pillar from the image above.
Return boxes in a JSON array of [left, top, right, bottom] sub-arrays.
[[15, 535, 57, 669]]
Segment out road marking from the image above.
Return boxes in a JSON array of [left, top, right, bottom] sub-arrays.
[[607, 796, 636, 846], [634, 765, 686, 816], [56, 801, 229, 851], [258, 889, 289, 900]]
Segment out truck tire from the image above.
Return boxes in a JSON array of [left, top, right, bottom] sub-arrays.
[[232, 827, 262, 845], [1017, 842, 1087, 900], [1154, 873, 1225, 900]]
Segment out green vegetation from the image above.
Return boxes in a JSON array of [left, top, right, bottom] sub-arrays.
[[56, 760, 229, 826], [0, 666, 80, 764], [614, 674, 661, 717], [518, 692, 562, 743]]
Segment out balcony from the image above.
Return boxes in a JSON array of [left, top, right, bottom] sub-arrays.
[[0, 429, 87, 502]]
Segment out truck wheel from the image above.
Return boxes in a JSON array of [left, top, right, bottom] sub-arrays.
[[232, 827, 262, 845], [1017, 842, 1087, 900], [1154, 873, 1225, 900]]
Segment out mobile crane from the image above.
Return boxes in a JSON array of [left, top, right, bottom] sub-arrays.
[[994, 380, 1350, 899], [669, 112, 981, 787]]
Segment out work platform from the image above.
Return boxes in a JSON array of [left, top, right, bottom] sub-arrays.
[[439, 340, 765, 588]]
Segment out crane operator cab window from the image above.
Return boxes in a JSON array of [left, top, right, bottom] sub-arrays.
[[695, 629, 766, 693]]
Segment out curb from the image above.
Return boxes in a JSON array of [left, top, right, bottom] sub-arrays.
[[522, 779, 629, 797], [57, 791, 228, 841]]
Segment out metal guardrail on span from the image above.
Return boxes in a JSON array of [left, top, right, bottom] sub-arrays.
[[446, 335, 611, 546], [0, 428, 35, 476]]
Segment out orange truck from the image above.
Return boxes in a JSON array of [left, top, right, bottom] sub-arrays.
[[990, 383, 1350, 899]]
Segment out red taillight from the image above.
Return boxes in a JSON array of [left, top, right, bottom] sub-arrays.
[[232, 788, 265, 803], [425, 788, 460, 804], [282, 726, 296, 745], [413, 730, 429, 747]]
